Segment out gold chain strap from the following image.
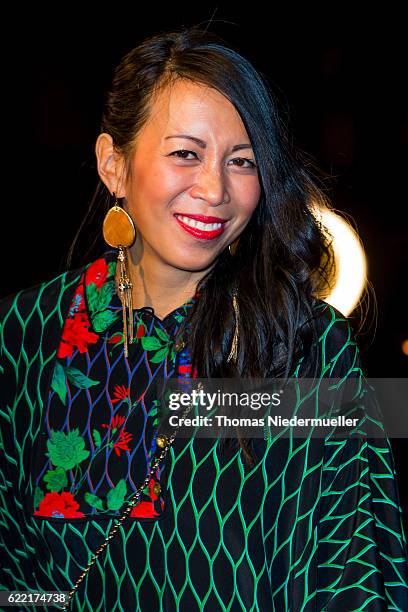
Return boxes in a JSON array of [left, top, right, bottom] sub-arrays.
[[60, 383, 202, 610]]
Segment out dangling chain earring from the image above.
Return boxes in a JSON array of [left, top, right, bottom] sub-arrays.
[[227, 237, 240, 364], [102, 192, 136, 358], [227, 286, 239, 364]]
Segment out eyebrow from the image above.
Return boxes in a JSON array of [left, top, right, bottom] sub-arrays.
[[164, 134, 253, 152]]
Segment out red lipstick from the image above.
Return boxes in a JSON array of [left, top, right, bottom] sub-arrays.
[[174, 213, 228, 241]]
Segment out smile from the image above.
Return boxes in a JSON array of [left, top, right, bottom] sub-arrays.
[[176, 215, 222, 230], [174, 214, 228, 240]]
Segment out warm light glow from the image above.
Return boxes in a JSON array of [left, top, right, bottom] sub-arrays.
[[312, 205, 367, 316], [402, 339, 408, 356]]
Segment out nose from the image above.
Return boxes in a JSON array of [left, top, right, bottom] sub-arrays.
[[190, 166, 228, 207]]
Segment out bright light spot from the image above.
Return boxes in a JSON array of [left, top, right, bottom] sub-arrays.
[[402, 339, 408, 356], [312, 205, 367, 316]]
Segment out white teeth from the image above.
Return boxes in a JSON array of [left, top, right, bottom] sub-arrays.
[[176, 215, 222, 231]]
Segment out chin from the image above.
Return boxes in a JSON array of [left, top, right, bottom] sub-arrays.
[[167, 253, 219, 273]]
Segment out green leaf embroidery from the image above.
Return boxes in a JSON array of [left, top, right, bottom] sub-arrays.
[[108, 262, 116, 278], [150, 347, 170, 363], [92, 310, 120, 333], [51, 361, 67, 405], [84, 492, 104, 511], [86, 282, 101, 314], [43, 466, 68, 492], [106, 478, 127, 510], [148, 400, 161, 423], [34, 486, 45, 510], [92, 429, 102, 448], [87, 280, 115, 314], [46, 428, 90, 470], [140, 336, 163, 351], [65, 366, 100, 390], [154, 326, 170, 342]]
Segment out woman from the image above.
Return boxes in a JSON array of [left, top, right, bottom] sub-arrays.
[[1, 26, 407, 612]]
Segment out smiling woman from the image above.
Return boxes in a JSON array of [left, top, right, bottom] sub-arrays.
[[95, 77, 261, 322], [1, 24, 407, 612]]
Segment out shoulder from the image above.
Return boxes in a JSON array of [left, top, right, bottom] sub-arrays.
[[0, 264, 86, 318], [311, 298, 358, 345], [303, 298, 363, 377], [0, 264, 87, 359]]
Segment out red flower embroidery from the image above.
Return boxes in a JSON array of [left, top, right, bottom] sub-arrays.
[[57, 312, 99, 358], [102, 414, 126, 430], [85, 258, 109, 288], [148, 477, 159, 501], [101, 414, 133, 457], [111, 384, 131, 404], [130, 501, 159, 518], [113, 429, 133, 457], [108, 333, 123, 345], [136, 324, 145, 338], [34, 491, 85, 518]]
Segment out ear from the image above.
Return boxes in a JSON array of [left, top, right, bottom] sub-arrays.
[[95, 133, 127, 197]]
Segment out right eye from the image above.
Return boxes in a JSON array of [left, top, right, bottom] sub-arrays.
[[169, 150, 198, 160]]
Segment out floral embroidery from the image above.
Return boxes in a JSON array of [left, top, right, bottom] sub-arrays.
[[129, 469, 163, 518], [136, 323, 146, 338], [101, 414, 134, 457], [51, 361, 100, 405], [108, 332, 123, 345], [84, 479, 128, 513], [56, 254, 119, 359], [140, 325, 176, 364], [86, 257, 109, 288], [111, 384, 131, 405], [46, 428, 90, 470], [34, 491, 85, 519], [57, 299, 99, 358], [130, 500, 160, 518], [85, 257, 120, 334], [106, 322, 146, 354], [34, 249, 198, 520], [148, 476, 160, 501]]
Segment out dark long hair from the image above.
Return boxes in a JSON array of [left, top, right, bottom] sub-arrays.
[[65, 26, 341, 463]]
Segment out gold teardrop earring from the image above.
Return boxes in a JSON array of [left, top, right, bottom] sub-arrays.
[[102, 192, 136, 358]]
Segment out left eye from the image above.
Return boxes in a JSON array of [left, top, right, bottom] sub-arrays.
[[169, 150, 257, 168]]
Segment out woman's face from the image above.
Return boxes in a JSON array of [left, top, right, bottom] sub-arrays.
[[114, 79, 261, 272]]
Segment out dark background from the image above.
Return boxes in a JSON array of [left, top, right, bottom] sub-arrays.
[[3, 8, 407, 526]]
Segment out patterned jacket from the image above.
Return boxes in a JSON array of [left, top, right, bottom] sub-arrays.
[[1, 250, 407, 611]]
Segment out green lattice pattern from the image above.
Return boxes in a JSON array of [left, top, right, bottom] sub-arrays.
[[1, 268, 407, 611]]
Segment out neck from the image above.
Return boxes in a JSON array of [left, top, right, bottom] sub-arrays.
[[114, 243, 212, 320]]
